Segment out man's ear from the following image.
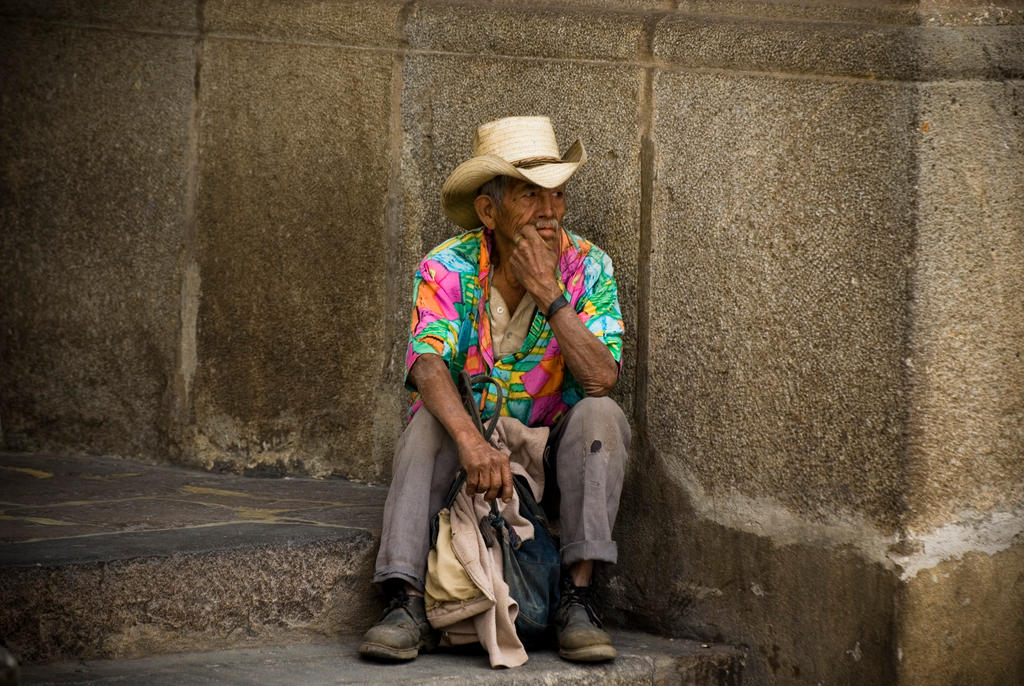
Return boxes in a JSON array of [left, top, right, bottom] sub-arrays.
[[474, 194, 497, 230]]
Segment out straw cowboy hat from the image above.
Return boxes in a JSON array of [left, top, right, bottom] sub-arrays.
[[441, 116, 587, 230]]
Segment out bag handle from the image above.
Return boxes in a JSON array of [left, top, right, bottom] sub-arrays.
[[439, 371, 504, 512], [443, 370, 546, 548], [457, 370, 502, 444]]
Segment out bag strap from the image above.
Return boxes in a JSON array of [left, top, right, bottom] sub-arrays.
[[457, 369, 502, 443], [447, 371, 550, 548], [439, 371, 504, 512], [512, 473, 550, 528], [440, 469, 466, 510]]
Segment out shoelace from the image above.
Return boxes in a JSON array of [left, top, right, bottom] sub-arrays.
[[378, 590, 412, 621], [561, 582, 604, 628]]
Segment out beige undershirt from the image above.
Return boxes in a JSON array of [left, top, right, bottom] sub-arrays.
[[489, 287, 536, 359]]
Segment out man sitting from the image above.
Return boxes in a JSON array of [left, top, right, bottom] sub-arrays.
[[359, 116, 630, 664]]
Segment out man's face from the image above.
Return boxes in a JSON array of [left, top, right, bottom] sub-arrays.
[[492, 179, 567, 251]]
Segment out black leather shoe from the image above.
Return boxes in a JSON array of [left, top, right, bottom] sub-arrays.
[[358, 586, 437, 661], [554, 578, 616, 662]]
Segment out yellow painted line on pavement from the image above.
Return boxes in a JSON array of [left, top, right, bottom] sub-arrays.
[[233, 499, 356, 509], [178, 487, 353, 509], [54, 497, 154, 507], [181, 485, 252, 498], [18, 519, 359, 543], [1, 466, 54, 479], [236, 507, 291, 520], [82, 473, 141, 481], [0, 514, 75, 526], [3, 496, 160, 509]]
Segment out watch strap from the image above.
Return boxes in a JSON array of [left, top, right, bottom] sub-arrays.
[[546, 293, 569, 318]]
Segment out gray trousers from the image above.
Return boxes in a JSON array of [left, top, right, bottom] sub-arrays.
[[373, 396, 630, 592]]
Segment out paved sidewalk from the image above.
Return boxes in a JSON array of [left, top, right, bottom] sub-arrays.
[[0, 451, 387, 663], [21, 631, 743, 685], [0, 451, 385, 550], [1, 452, 745, 684]]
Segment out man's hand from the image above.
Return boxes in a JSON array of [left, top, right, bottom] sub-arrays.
[[508, 224, 562, 310], [457, 431, 513, 502], [410, 354, 515, 503], [505, 224, 618, 397]]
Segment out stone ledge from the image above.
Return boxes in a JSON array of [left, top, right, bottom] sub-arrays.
[[20, 630, 744, 685], [0, 452, 387, 663], [0, 522, 372, 568], [404, 4, 647, 62], [204, 0, 403, 49], [1, 526, 381, 663], [655, 14, 1024, 80], [6, 0, 1019, 83], [0, 0, 198, 32]]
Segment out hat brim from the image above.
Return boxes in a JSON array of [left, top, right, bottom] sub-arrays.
[[441, 140, 586, 230]]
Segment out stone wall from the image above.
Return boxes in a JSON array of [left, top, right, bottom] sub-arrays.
[[1, 1, 1021, 684]]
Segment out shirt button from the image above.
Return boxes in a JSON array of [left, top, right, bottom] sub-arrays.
[[496, 307, 504, 314]]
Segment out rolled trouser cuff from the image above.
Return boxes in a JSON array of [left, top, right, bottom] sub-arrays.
[[550, 397, 629, 572], [560, 539, 618, 567], [372, 567, 426, 594]]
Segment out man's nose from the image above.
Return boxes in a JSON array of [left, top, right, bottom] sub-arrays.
[[536, 191, 555, 217]]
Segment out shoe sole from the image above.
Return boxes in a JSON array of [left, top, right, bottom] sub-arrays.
[[559, 644, 617, 662], [358, 641, 419, 661], [358, 631, 438, 662]]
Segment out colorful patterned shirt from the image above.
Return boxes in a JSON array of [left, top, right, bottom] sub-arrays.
[[406, 227, 624, 427]]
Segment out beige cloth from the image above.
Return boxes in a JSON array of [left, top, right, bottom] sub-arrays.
[[424, 417, 549, 668], [489, 288, 536, 359], [424, 509, 480, 607]]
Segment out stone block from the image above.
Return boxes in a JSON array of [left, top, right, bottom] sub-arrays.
[[917, 0, 1024, 26], [0, 0, 197, 32], [647, 70, 917, 529], [606, 457, 900, 686], [1, 527, 379, 662], [654, 13, 916, 79], [674, 1, 921, 25], [204, 0, 402, 48], [898, 544, 1024, 686], [905, 80, 1024, 529], [534, 0, 668, 9], [915, 25, 1024, 80], [397, 54, 644, 425], [656, 12, 1023, 81], [0, 22, 194, 459], [190, 37, 393, 481], [404, 4, 646, 62]]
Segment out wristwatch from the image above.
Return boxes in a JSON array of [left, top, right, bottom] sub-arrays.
[[546, 293, 569, 318]]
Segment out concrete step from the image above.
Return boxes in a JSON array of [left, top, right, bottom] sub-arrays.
[[1, 452, 745, 685], [0, 451, 386, 663], [20, 632, 743, 685]]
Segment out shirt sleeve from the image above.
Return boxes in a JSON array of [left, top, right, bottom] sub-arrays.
[[404, 258, 465, 391], [574, 250, 624, 365]]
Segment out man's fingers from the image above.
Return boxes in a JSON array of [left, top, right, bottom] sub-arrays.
[[501, 459, 514, 503], [467, 470, 483, 495], [514, 227, 532, 245], [518, 224, 541, 243], [520, 223, 558, 247], [463, 447, 513, 502], [484, 463, 501, 501]]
